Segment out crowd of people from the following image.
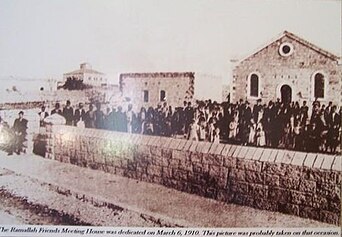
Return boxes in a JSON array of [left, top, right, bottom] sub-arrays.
[[40, 98, 341, 154]]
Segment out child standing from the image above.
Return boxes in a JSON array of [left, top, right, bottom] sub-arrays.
[[256, 123, 266, 147]]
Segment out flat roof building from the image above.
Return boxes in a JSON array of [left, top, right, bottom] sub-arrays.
[[63, 63, 107, 87], [119, 72, 195, 108]]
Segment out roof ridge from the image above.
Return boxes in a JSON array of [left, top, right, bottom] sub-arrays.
[[64, 68, 104, 75], [283, 31, 339, 61], [236, 30, 340, 64]]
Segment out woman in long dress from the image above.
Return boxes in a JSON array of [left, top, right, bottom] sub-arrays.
[[248, 121, 256, 145], [198, 117, 207, 141], [188, 119, 199, 141], [228, 111, 239, 141], [213, 126, 220, 144], [256, 123, 266, 147]]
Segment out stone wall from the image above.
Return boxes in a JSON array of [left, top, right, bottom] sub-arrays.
[[119, 72, 195, 108], [0, 101, 44, 110], [45, 125, 341, 225]]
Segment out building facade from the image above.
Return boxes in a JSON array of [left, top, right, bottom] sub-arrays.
[[63, 63, 107, 87], [119, 72, 195, 108], [232, 31, 341, 106]]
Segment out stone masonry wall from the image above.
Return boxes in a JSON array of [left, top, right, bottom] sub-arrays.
[[232, 34, 341, 105], [45, 125, 341, 225], [119, 72, 195, 109]]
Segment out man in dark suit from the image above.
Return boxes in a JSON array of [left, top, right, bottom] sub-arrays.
[[253, 99, 262, 123], [263, 101, 276, 147], [94, 102, 105, 129], [9, 111, 28, 155], [116, 106, 127, 132], [84, 104, 95, 128], [63, 100, 74, 126], [74, 102, 86, 126], [324, 101, 333, 122], [326, 105, 340, 153], [184, 102, 194, 135], [51, 102, 62, 115], [243, 101, 252, 123], [300, 100, 309, 125]]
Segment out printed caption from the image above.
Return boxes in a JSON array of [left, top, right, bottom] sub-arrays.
[[0, 226, 340, 237]]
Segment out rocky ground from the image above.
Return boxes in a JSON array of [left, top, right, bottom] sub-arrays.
[[0, 168, 171, 226]]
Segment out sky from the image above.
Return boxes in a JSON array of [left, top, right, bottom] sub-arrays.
[[0, 0, 340, 100]]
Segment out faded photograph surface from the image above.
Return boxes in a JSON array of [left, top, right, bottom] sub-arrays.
[[0, 0, 341, 228]]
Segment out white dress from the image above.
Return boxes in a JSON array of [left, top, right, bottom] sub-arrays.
[[126, 110, 134, 133], [256, 124, 266, 147], [248, 124, 256, 144], [229, 116, 238, 139], [188, 123, 199, 141], [213, 128, 220, 143]]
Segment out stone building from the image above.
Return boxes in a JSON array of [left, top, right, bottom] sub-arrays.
[[63, 63, 107, 87], [232, 31, 341, 106], [119, 72, 195, 108]]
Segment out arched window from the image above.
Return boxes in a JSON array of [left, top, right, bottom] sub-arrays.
[[143, 90, 149, 102], [314, 73, 324, 99], [160, 90, 166, 101], [250, 74, 259, 97]]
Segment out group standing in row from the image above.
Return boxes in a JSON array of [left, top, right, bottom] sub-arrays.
[[39, 99, 341, 154]]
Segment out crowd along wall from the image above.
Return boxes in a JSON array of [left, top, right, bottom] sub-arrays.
[[44, 125, 341, 225]]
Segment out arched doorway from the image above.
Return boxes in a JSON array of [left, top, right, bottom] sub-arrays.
[[280, 85, 292, 104]]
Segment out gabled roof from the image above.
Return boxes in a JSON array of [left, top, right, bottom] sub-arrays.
[[237, 31, 340, 63]]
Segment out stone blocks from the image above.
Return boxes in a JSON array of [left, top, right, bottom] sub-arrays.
[[45, 125, 342, 225]]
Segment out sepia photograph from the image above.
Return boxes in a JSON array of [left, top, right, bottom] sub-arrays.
[[0, 0, 341, 234]]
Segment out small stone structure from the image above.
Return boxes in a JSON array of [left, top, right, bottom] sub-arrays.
[[232, 31, 341, 105], [119, 72, 195, 108], [44, 125, 341, 225]]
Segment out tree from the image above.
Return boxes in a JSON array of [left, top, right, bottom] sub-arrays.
[[59, 76, 92, 90]]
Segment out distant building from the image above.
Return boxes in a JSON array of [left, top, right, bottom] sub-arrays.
[[119, 72, 195, 108], [232, 31, 341, 105], [63, 63, 107, 87]]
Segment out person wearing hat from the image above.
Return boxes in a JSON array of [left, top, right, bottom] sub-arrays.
[[9, 111, 28, 155], [74, 102, 86, 127], [38, 105, 49, 127], [253, 99, 262, 123], [63, 100, 74, 126], [51, 102, 62, 115]]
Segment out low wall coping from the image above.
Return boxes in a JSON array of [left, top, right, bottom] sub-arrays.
[[51, 124, 341, 172]]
